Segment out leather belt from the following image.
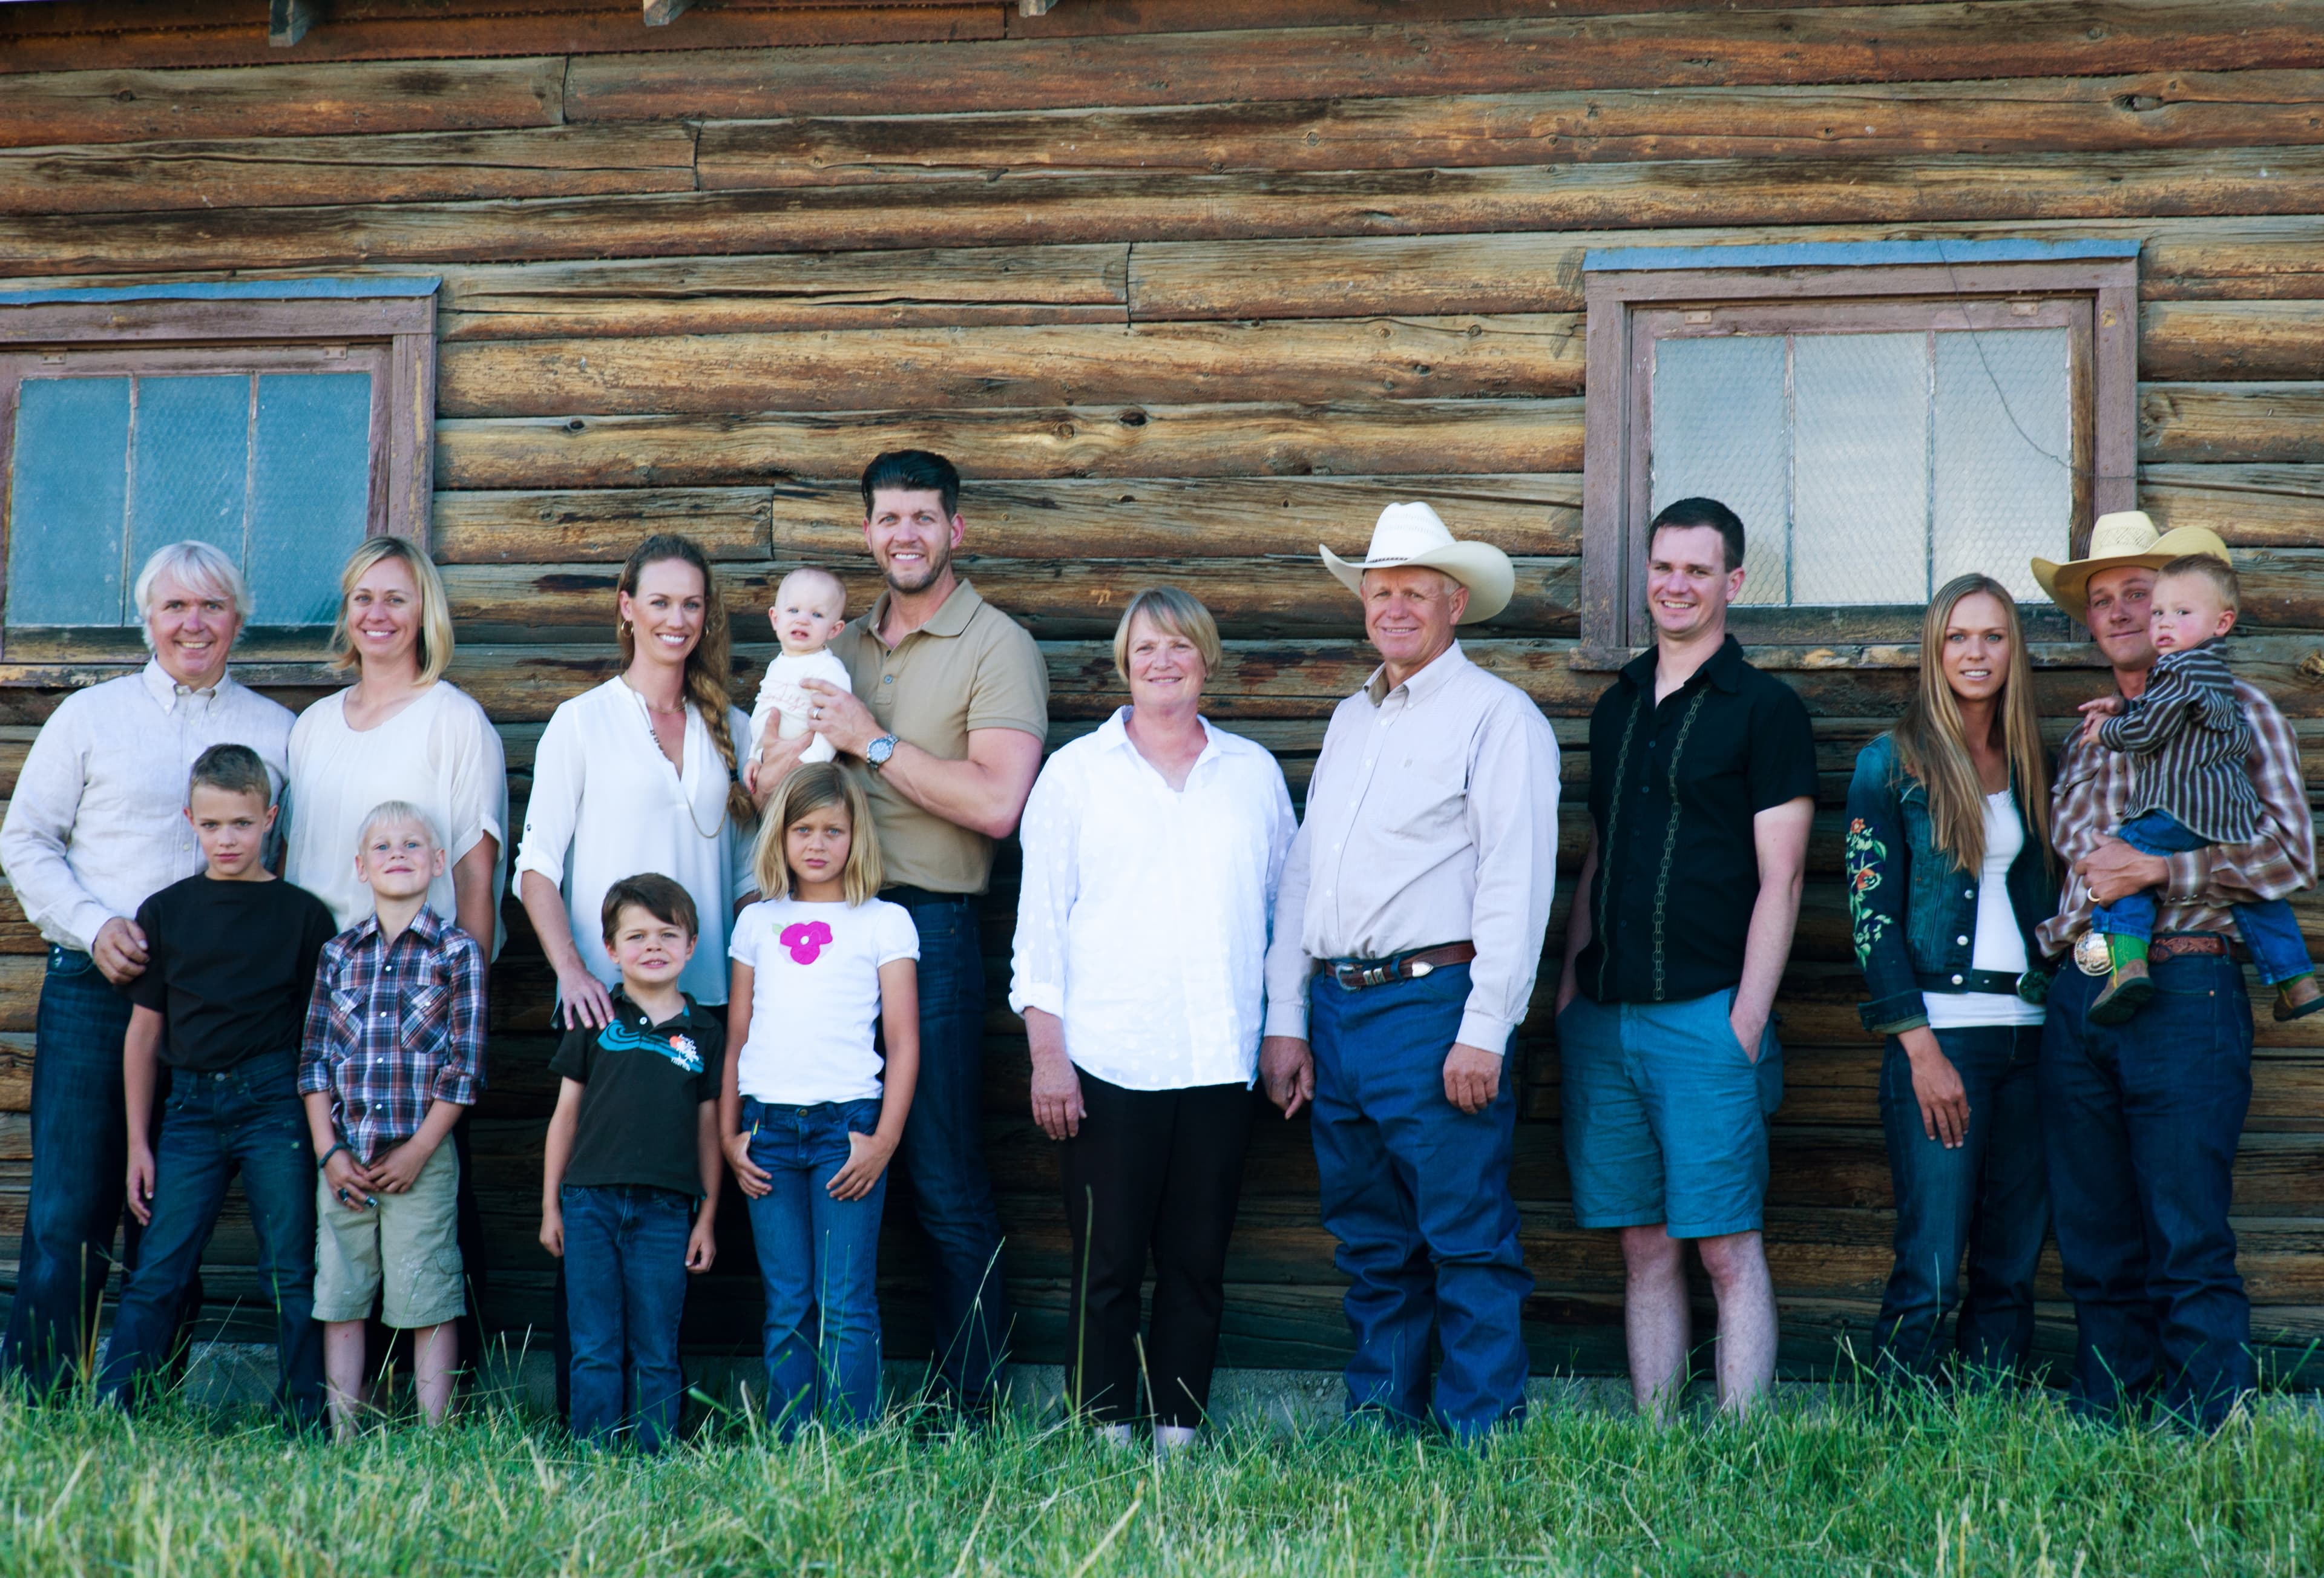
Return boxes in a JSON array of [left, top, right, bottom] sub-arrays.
[[1325, 942, 1476, 991], [2072, 929, 2230, 976], [1916, 967, 2050, 1005]]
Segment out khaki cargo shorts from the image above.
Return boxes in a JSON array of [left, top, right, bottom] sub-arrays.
[[313, 1142, 465, 1329]]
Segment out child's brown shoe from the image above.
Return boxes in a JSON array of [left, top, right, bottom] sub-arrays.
[[2087, 958, 2153, 1025], [2274, 975, 2324, 1022]]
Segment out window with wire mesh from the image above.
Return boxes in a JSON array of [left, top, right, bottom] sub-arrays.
[[1648, 318, 2076, 607], [1, 347, 382, 641]]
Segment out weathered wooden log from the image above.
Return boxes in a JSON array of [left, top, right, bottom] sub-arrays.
[[430, 475, 1581, 564], [16, 148, 2324, 277], [2141, 381, 2324, 464], [0, 57, 565, 148], [695, 73, 2324, 190], [435, 315, 1586, 416], [563, 6, 2324, 122], [432, 399, 1586, 490], [436, 245, 1131, 341], [2142, 464, 2324, 547], [0, 125, 698, 216]]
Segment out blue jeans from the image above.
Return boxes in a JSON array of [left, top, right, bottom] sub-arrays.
[[743, 1096, 887, 1439], [884, 892, 1010, 1407], [4, 948, 140, 1391], [561, 1183, 693, 1451], [98, 1050, 323, 1425], [1308, 964, 1531, 1439], [2091, 810, 2314, 985], [1874, 1024, 2049, 1380], [2043, 948, 2254, 1429]]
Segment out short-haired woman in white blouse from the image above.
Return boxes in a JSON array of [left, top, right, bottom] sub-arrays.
[[284, 535, 509, 1376], [1010, 586, 1294, 1454], [516, 533, 758, 1030]]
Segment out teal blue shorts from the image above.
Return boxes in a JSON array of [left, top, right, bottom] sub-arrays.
[[1555, 990, 1783, 1241]]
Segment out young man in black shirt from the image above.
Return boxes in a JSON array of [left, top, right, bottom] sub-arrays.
[[1555, 498, 1817, 1419], [98, 744, 336, 1425]]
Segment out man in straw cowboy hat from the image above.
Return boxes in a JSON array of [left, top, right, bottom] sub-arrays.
[[2032, 510, 2314, 1430], [1552, 497, 1816, 1419], [1259, 501, 1560, 1439]]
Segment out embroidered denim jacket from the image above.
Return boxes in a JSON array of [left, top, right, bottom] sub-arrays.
[[1844, 734, 2059, 1035]]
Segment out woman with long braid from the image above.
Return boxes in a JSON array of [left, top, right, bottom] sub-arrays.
[[516, 534, 759, 1030]]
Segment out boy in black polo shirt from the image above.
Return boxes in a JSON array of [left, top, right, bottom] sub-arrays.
[[98, 744, 336, 1424], [539, 872, 723, 1450], [1555, 497, 1817, 1419]]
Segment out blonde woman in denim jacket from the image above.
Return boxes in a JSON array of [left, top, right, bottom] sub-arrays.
[[1845, 573, 2059, 1382]]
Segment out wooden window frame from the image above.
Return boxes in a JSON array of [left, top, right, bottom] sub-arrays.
[[0, 278, 436, 669], [1577, 242, 2138, 668]]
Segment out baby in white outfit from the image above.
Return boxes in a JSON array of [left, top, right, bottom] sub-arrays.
[[747, 567, 851, 785]]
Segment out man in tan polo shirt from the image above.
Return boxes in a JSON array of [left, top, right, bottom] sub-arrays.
[[755, 450, 1048, 1414]]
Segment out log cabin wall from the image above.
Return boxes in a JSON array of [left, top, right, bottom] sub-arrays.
[[1, 0, 2322, 1381]]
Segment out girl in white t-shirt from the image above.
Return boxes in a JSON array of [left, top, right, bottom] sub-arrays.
[[722, 762, 919, 1438]]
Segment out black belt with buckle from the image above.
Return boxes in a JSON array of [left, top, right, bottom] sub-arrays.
[[1324, 941, 1476, 991], [1917, 967, 2050, 1005]]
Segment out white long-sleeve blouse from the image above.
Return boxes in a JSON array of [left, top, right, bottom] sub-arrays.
[[513, 677, 757, 1007], [1009, 708, 1295, 1091]]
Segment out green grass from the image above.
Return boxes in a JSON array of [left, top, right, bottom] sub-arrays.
[[1, 1386, 2319, 1575]]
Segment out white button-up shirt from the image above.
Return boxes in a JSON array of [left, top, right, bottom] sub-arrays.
[[513, 677, 758, 1007], [1, 660, 294, 954], [1009, 708, 1295, 1091], [1262, 642, 1560, 1053]]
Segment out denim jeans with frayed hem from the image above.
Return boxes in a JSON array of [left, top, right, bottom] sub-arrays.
[[562, 1182, 693, 1451]]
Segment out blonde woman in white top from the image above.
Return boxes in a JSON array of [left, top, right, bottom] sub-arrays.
[[1009, 587, 1295, 1454], [516, 534, 758, 1027], [285, 537, 507, 955]]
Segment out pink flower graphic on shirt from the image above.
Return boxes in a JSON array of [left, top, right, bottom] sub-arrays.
[[779, 920, 833, 964]]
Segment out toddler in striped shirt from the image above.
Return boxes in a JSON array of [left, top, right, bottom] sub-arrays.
[[2077, 554, 2322, 1024]]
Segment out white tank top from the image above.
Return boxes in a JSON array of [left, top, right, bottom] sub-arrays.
[[1923, 789, 2046, 1029]]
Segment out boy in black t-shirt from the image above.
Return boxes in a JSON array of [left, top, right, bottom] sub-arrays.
[[540, 873, 723, 1450], [97, 745, 336, 1424]]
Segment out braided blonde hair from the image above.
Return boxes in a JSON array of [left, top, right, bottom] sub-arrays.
[[616, 534, 754, 829]]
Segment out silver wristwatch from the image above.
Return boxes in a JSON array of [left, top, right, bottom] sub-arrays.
[[865, 734, 900, 772]]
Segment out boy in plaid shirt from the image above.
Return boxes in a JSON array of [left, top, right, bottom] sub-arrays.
[[299, 801, 485, 1436]]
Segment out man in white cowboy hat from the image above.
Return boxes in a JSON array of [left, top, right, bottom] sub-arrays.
[[1551, 497, 1816, 1420], [1259, 501, 1559, 1439], [2032, 509, 2314, 1431]]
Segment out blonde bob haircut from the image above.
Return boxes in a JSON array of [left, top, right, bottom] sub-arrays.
[[330, 536, 457, 686], [750, 761, 884, 905], [1111, 585, 1223, 685]]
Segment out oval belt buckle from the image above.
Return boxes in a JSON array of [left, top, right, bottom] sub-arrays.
[[2073, 930, 2112, 978], [2015, 968, 2050, 1007]]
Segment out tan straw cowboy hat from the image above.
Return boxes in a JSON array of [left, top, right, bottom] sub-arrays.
[[2032, 510, 2232, 626], [1321, 502, 1515, 624]]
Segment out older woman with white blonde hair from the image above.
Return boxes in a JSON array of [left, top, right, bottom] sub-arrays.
[[1010, 585, 1295, 1453], [0, 540, 294, 1392]]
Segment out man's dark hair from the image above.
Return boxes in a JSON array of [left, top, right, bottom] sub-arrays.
[[861, 450, 960, 519], [187, 743, 272, 806], [600, 871, 700, 947], [1649, 496, 1747, 576]]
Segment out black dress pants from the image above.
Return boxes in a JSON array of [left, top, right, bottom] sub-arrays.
[[1059, 1070, 1252, 1427]]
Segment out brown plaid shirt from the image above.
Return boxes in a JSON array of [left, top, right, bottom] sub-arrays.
[[2039, 676, 2315, 958]]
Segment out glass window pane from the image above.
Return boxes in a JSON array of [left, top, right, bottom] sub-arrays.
[[7, 376, 131, 626], [1933, 327, 2071, 602], [1793, 332, 1929, 606], [128, 374, 251, 573], [1650, 335, 1789, 605], [248, 370, 372, 624]]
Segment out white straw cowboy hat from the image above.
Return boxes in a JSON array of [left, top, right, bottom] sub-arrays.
[[1321, 502, 1515, 624], [2032, 510, 2233, 626]]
